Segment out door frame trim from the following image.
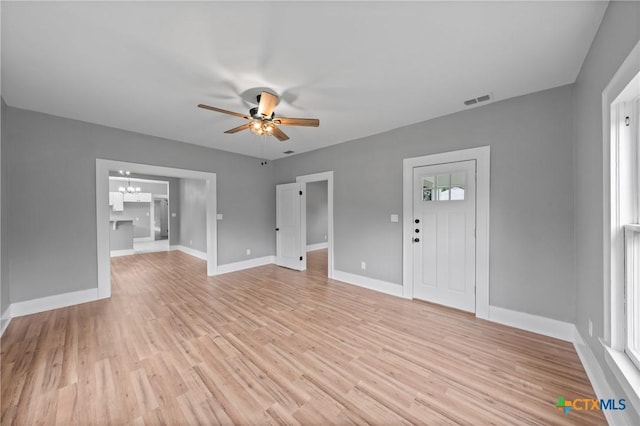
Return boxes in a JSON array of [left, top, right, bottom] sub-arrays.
[[297, 171, 334, 279], [402, 146, 490, 319], [96, 159, 217, 299]]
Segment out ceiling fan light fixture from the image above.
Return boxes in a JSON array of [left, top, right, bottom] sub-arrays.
[[249, 120, 276, 135], [198, 90, 317, 143]]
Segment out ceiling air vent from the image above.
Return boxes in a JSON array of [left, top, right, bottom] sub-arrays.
[[464, 93, 492, 107], [283, 150, 295, 155]]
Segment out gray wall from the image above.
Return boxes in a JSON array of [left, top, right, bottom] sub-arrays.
[[275, 84, 575, 322], [306, 180, 328, 246], [179, 178, 207, 253], [4, 107, 275, 303], [573, 1, 640, 422], [116, 203, 151, 238], [109, 222, 133, 251], [1, 99, 7, 315]]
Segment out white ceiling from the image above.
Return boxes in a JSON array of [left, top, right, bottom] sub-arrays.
[[2, 1, 607, 160]]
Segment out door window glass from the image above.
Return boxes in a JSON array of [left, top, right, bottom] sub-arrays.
[[422, 172, 465, 201]]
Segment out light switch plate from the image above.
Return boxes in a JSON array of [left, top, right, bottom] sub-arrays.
[[390, 214, 399, 222], [171, 212, 176, 217]]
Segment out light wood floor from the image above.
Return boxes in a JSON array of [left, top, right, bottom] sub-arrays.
[[1, 249, 605, 425]]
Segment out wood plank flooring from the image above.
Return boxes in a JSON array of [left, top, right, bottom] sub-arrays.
[[1, 249, 605, 425]]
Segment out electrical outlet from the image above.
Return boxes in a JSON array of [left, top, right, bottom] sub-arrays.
[[361, 261, 366, 270], [246, 249, 251, 255], [588, 319, 593, 337]]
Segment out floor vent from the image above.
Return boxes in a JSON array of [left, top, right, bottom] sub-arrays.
[[464, 93, 492, 106]]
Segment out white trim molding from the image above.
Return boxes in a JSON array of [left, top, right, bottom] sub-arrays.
[[573, 330, 639, 426], [11, 288, 98, 318], [307, 242, 328, 252], [402, 146, 490, 319], [488, 305, 574, 342], [603, 344, 640, 417], [171, 245, 208, 261], [217, 256, 276, 275], [110, 249, 135, 257], [333, 270, 406, 298]]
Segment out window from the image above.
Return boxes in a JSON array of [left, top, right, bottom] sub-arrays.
[[421, 172, 466, 201], [604, 43, 640, 414], [624, 97, 640, 370]]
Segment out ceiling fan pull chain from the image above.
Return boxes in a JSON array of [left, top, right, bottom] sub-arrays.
[[260, 134, 268, 166]]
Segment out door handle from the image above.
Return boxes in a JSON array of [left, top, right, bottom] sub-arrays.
[[413, 237, 420, 243], [275, 228, 280, 231]]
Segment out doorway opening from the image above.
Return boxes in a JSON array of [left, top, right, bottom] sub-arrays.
[[297, 171, 334, 278], [96, 159, 217, 299], [305, 180, 329, 276], [274, 171, 334, 278], [108, 174, 172, 256]]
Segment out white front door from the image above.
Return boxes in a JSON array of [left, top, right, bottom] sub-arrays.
[[276, 182, 305, 270], [413, 160, 476, 312]]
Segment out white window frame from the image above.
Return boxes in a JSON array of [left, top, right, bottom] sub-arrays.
[[602, 40, 640, 413], [625, 96, 640, 370]]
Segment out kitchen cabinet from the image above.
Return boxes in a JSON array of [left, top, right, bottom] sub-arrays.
[[123, 192, 152, 203]]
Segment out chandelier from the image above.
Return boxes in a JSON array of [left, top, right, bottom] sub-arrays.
[[117, 170, 141, 194]]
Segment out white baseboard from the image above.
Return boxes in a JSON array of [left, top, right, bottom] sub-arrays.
[[11, 288, 98, 318], [333, 270, 405, 298], [487, 305, 574, 342], [0, 305, 11, 337], [306, 242, 328, 252], [216, 256, 276, 275], [110, 249, 135, 257], [574, 329, 637, 426], [171, 245, 207, 261]]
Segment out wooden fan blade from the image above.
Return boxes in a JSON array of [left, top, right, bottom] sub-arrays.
[[257, 91, 278, 118], [224, 123, 252, 134], [273, 117, 320, 127], [198, 104, 250, 120], [271, 126, 289, 142]]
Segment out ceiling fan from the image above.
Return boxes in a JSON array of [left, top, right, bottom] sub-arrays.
[[198, 91, 319, 142]]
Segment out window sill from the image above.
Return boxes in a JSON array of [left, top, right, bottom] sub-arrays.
[[602, 341, 640, 413]]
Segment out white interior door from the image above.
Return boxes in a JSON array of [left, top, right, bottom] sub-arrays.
[[276, 182, 305, 270], [413, 160, 476, 312]]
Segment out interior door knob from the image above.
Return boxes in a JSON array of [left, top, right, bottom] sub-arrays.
[[415, 219, 420, 224], [414, 237, 420, 243], [415, 229, 420, 233]]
